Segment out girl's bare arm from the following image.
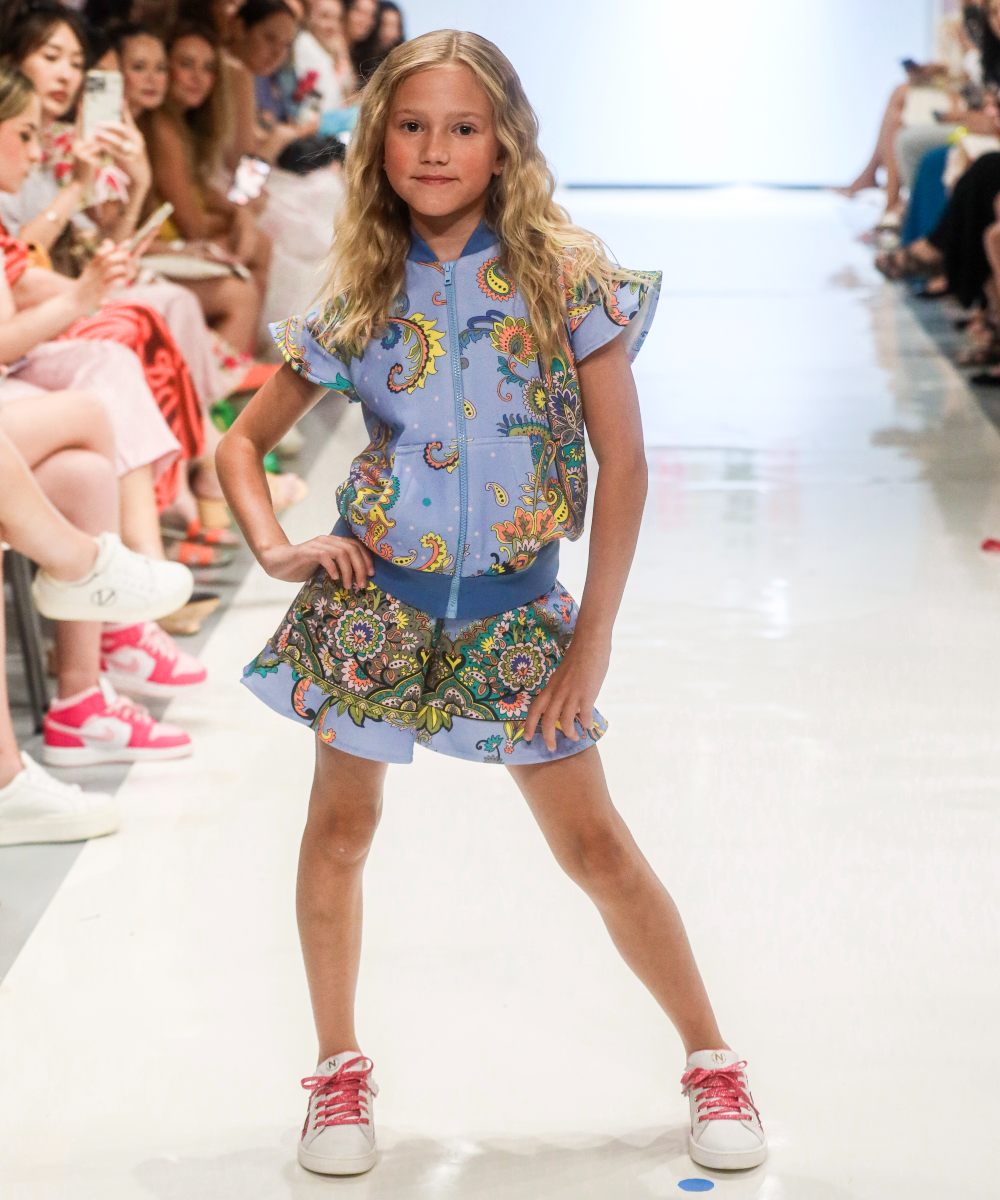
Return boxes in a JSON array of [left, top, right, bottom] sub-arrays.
[[572, 333, 648, 644], [215, 364, 374, 587], [524, 333, 647, 750]]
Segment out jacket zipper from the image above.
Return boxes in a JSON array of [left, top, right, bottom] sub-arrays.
[[443, 260, 468, 618]]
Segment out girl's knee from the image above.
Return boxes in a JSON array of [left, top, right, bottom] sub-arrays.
[[559, 819, 637, 894]]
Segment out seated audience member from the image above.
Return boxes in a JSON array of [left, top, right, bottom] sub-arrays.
[[840, 1, 987, 230], [342, 0, 378, 89], [350, 0, 403, 79], [0, 2, 275, 542], [141, 21, 273, 306], [0, 421, 197, 835], [293, 0, 359, 132], [226, 0, 347, 340], [1, 62, 212, 691]]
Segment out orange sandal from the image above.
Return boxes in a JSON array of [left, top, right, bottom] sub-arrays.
[[166, 539, 235, 568], [161, 516, 240, 547]]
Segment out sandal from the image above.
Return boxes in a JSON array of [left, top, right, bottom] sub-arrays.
[[161, 516, 240, 547], [956, 316, 1000, 366], [874, 246, 941, 281], [157, 591, 221, 636], [166, 539, 236, 569]]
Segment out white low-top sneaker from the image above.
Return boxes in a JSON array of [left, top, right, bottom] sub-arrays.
[[298, 1051, 379, 1176], [32, 532, 193, 624], [681, 1048, 767, 1170], [0, 751, 119, 846]]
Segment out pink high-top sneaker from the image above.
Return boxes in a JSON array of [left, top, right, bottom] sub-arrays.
[[100, 621, 207, 698], [42, 680, 192, 767]]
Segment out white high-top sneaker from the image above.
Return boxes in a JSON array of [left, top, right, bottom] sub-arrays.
[[680, 1048, 767, 1170], [298, 1051, 378, 1176]]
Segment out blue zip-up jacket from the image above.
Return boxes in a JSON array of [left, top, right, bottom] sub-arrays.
[[271, 221, 661, 620]]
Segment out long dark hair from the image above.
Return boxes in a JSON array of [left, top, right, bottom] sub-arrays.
[[981, 4, 1000, 89], [0, 1, 93, 69], [349, 0, 403, 84], [233, 0, 294, 30]]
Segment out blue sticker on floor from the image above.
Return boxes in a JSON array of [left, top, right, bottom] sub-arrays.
[[678, 1181, 714, 1193]]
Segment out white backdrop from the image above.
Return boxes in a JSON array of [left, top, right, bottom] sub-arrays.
[[406, 0, 935, 186]]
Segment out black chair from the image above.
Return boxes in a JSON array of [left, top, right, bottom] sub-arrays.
[[2, 547, 49, 733]]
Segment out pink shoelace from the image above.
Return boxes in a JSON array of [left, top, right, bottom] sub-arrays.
[[680, 1061, 760, 1124], [301, 1057, 375, 1133]]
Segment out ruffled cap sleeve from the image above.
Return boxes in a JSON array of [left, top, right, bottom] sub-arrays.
[[566, 269, 662, 364], [269, 307, 362, 401]]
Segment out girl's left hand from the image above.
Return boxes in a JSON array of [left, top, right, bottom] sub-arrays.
[[524, 634, 611, 752]]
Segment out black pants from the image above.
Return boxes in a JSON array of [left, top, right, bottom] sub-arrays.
[[929, 151, 1000, 308]]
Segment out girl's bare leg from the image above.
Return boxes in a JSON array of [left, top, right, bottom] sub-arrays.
[[508, 746, 728, 1057], [33, 450, 117, 699], [0, 391, 121, 700], [298, 740, 387, 1061], [119, 464, 167, 560], [0, 430, 98, 581], [184, 275, 261, 356], [839, 82, 909, 197]]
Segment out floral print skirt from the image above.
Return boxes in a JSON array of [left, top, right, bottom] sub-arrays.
[[241, 572, 607, 765]]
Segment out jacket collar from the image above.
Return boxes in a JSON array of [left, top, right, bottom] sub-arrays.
[[407, 219, 498, 263]]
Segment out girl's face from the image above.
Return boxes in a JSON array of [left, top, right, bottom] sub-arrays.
[[239, 12, 298, 77], [168, 35, 217, 111], [384, 65, 503, 228], [308, 0, 343, 46], [121, 34, 169, 114], [0, 95, 44, 194], [18, 22, 86, 124], [345, 0, 377, 43], [376, 8, 402, 52]]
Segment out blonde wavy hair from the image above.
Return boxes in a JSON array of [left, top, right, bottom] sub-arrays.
[[0, 65, 33, 125], [317, 29, 638, 369]]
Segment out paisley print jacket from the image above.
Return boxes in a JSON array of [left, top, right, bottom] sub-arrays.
[[270, 221, 660, 619]]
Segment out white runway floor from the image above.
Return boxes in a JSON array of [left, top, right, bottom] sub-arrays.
[[2, 189, 999, 1198]]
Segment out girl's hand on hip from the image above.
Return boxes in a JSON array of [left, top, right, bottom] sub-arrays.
[[524, 635, 611, 753], [260, 535, 375, 589]]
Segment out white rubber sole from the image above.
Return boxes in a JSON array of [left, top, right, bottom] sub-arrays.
[[297, 1143, 378, 1176], [688, 1134, 767, 1171], [0, 805, 119, 846], [101, 671, 207, 700], [40, 742, 193, 768], [33, 585, 194, 626]]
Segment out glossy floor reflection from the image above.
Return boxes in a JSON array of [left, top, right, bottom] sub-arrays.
[[1, 189, 998, 1199]]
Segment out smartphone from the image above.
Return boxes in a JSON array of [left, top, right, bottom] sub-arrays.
[[901, 58, 920, 73], [81, 69, 124, 139], [125, 201, 174, 252], [227, 155, 271, 205]]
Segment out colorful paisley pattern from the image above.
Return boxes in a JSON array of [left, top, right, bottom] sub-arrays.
[[477, 256, 516, 301], [244, 575, 607, 763], [381, 310, 446, 393]]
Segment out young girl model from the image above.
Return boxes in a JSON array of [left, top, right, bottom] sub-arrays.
[[217, 30, 767, 1178]]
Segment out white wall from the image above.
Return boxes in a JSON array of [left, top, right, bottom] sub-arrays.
[[406, 0, 935, 186]]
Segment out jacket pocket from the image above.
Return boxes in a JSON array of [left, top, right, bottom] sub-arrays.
[[465, 434, 556, 575]]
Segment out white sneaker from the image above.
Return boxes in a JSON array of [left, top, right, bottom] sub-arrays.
[[681, 1048, 767, 1170], [0, 751, 119, 846], [32, 533, 193, 624], [298, 1051, 378, 1176]]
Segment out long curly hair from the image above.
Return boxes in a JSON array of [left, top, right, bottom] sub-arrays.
[[316, 29, 639, 370]]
